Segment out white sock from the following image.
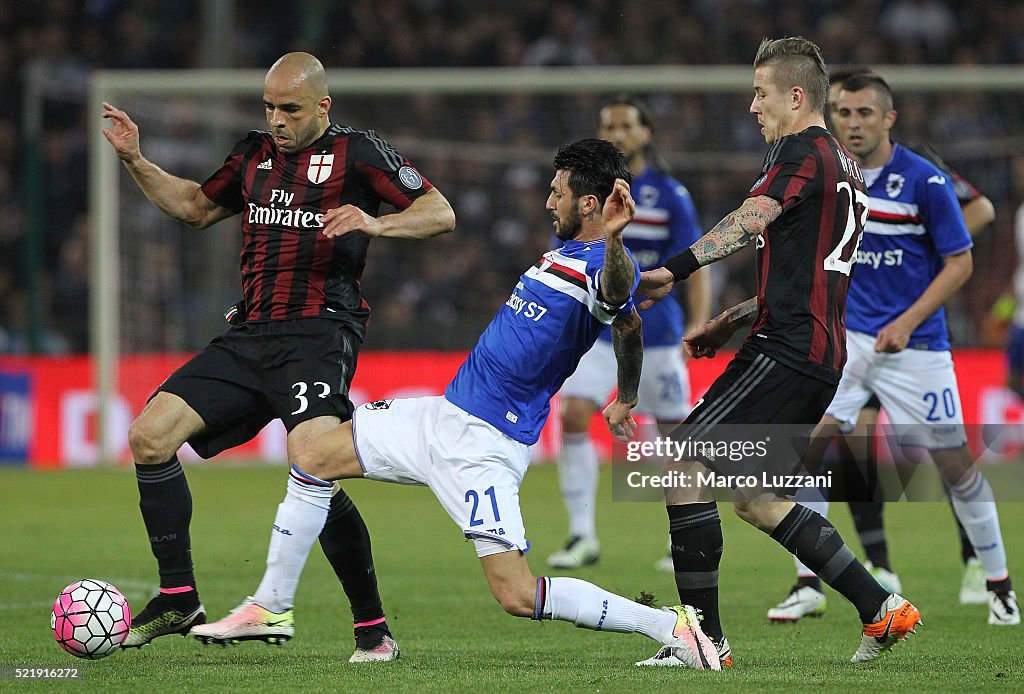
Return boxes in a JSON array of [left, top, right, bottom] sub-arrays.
[[557, 433, 599, 540], [949, 468, 1009, 581], [792, 487, 829, 578], [539, 576, 677, 644], [253, 466, 334, 612]]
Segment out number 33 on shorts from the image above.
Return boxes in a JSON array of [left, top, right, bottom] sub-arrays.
[[291, 380, 331, 415]]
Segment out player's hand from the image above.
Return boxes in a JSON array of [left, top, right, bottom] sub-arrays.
[[680, 336, 691, 363], [322, 204, 384, 238], [683, 316, 731, 359], [636, 267, 675, 310], [603, 397, 638, 442], [602, 178, 635, 238], [101, 102, 142, 164], [874, 319, 912, 353]]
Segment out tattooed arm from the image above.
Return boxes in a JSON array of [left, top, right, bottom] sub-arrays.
[[638, 195, 782, 306], [600, 178, 637, 306], [690, 195, 781, 264], [603, 307, 643, 441]]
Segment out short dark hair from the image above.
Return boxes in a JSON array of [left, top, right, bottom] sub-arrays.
[[828, 65, 872, 87], [552, 138, 631, 204], [841, 71, 895, 112], [754, 36, 828, 113]]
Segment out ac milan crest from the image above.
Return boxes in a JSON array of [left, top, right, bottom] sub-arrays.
[[307, 154, 334, 184]]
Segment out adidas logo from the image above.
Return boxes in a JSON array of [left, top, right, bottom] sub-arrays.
[[815, 526, 836, 550], [257, 159, 273, 170]]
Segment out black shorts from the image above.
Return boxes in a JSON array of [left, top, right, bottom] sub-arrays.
[[159, 318, 360, 458], [671, 346, 836, 490]]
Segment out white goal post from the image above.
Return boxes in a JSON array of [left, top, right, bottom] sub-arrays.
[[88, 64, 1024, 463]]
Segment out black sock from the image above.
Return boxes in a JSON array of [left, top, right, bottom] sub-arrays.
[[319, 487, 386, 626], [771, 505, 888, 623], [796, 575, 823, 592], [849, 501, 890, 570], [667, 502, 723, 642], [987, 576, 1014, 593], [135, 457, 196, 594]]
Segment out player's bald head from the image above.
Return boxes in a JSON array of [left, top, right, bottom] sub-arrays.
[[266, 52, 329, 100]]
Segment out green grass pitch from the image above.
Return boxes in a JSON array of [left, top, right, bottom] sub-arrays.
[[2, 463, 1023, 692]]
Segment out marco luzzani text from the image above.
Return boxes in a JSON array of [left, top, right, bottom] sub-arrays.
[[623, 437, 833, 491]]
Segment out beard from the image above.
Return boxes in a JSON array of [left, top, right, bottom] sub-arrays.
[[554, 208, 583, 241]]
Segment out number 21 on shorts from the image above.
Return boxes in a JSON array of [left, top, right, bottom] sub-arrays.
[[466, 486, 502, 528]]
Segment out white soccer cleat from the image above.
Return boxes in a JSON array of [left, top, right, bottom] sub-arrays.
[[767, 585, 827, 622], [349, 634, 400, 662], [635, 605, 721, 670], [851, 593, 921, 663], [988, 590, 1020, 626], [635, 645, 686, 667], [959, 558, 987, 605], [865, 562, 903, 595], [190, 597, 294, 646], [546, 536, 600, 569]]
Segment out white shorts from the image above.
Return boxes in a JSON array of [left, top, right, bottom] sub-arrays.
[[560, 341, 691, 420], [827, 331, 967, 449], [352, 396, 531, 557]]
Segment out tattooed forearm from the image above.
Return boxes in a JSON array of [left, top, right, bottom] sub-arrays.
[[612, 310, 643, 404], [724, 297, 758, 328], [601, 230, 635, 305], [692, 196, 781, 266]]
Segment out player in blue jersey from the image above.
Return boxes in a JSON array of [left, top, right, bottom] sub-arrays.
[[767, 71, 1018, 627], [769, 67, 999, 622], [193, 138, 724, 670], [549, 96, 711, 570]]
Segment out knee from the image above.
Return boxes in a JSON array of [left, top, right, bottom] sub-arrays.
[[290, 445, 330, 481], [733, 500, 772, 531], [932, 446, 974, 486], [128, 416, 170, 465], [290, 444, 315, 474], [732, 500, 755, 524], [561, 397, 597, 434]]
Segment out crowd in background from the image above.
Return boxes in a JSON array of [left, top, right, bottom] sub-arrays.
[[2, 0, 1024, 352]]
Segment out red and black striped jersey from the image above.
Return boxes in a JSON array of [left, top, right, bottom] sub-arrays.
[[200, 123, 434, 337], [745, 126, 867, 384]]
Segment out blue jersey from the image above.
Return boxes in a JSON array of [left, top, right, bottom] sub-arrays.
[[596, 166, 702, 347], [445, 239, 639, 445], [846, 143, 972, 351]]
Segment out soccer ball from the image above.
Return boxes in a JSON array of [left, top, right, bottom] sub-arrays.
[[51, 579, 131, 659]]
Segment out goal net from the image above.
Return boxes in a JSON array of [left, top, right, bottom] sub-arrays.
[[88, 65, 1024, 462]]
